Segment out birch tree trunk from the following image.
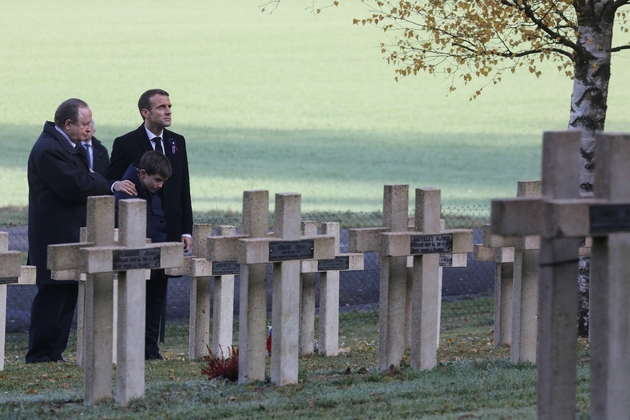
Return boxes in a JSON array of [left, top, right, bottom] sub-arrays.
[[569, 1, 615, 194], [569, 0, 616, 335]]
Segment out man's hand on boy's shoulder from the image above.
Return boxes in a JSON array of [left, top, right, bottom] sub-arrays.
[[113, 180, 137, 196]]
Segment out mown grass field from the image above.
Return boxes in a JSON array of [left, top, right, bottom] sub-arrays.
[[0, 310, 592, 419], [2, 1, 629, 213], [0, 1, 618, 417]]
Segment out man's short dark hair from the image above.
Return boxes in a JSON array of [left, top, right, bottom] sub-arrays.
[[54, 98, 89, 127], [139, 151, 172, 179], [138, 89, 169, 119]]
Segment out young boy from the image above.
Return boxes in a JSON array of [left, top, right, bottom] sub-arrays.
[[114, 150, 172, 359]]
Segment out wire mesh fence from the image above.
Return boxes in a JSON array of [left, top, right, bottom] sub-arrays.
[[2, 205, 494, 353]]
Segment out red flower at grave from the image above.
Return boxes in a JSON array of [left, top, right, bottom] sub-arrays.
[[201, 346, 238, 382], [266, 326, 272, 356]]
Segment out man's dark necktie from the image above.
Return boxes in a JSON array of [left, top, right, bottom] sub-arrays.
[[84, 143, 93, 169], [154, 137, 164, 154], [77, 144, 89, 167]]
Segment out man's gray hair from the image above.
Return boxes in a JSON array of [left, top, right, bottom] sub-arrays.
[[54, 98, 89, 127]]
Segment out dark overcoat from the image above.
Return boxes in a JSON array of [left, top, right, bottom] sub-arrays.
[[27, 122, 111, 284], [105, 125, 193, 241], [90, 137, 110, 177]]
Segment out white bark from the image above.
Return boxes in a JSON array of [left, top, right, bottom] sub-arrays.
[[568, 1, 615, 193]]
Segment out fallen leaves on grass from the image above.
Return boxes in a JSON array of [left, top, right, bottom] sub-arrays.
[[438, 329, 509, 362]]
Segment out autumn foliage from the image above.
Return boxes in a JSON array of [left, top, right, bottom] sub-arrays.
[[201, 346, 239, 382], [350, 1, 630, 99]]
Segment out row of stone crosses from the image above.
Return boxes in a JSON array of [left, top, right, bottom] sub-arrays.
[[0, 131, 628, 418]]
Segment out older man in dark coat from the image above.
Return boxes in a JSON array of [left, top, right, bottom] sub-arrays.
[[26, 98, 111, 363], [81, 120, 110, 177]]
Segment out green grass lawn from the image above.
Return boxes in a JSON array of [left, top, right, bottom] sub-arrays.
[[2, 1, 629, 212], [0, 2, 613, 417], [0, 311, 592, 419]]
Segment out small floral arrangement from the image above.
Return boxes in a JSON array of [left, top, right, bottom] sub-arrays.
[[201, 345, 239, 382]]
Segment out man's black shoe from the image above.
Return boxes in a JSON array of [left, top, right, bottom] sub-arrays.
[[146, 352, 163, 360], [25, 356, 66, 363]]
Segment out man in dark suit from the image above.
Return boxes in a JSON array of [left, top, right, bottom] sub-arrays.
[[26, 98, 111, 363], [106, 89, 193, 360], [82, 120, 110, 176]]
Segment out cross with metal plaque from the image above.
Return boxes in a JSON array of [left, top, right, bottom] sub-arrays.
[[491, 131, 630, 420], [476, 181, 591, 356], [165, 223, 241, 359], [208, 191, 336, 386], [380, 188, 472, 370], [348, 185, 472, 371], [47, 196, 183, 406], [299, 221, 364, 357], [478, 180, 542, 362], [0, 231, 35, 371], [207, 190, 269, 383]]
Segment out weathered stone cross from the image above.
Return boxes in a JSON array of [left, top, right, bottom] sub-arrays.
[[348, 185, 472, 371], [476, 180, 591, 358], [491, 131, 630, 419], [0, 232, 35, 370], [208, 190, 268, 383], [47, 196, 183, 405], [491, 132, 581, 419], [476, 181, 540, 358], [299, 221, 364, 357], [208, 191, 336, 385], [165, 223, 240, 359], [473, 223, 516, 347]]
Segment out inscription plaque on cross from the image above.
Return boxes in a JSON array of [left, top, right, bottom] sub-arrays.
[[381, 188, 472, 370], [491, 131, 628, 419], [299, 221, 364, 357], [405, 215, 468, 351], [0, 231, 35, 371], [165, 223, 240, 359], [47, 196, 183, 405], [208, 191, 336, 385], [348, 185, 472, 371]]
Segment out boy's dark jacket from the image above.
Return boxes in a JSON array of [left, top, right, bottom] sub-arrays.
[[114, 163, 167, 244]]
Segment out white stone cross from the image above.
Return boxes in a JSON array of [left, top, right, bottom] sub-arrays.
[[208, 190, 269, 384], [299, 221, 364, 357], [165, 223, 240, 359], [491, 132, 582, 419], [476, 180, 591, 357], [473, 224, 516, 347], [475, 181, 540, 358], [348, 185, 472, 371], [208, 191, 336, 385], [0, 231, 35, 370], [491, 131, 630, 419], [47, 196, 183, 405]]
